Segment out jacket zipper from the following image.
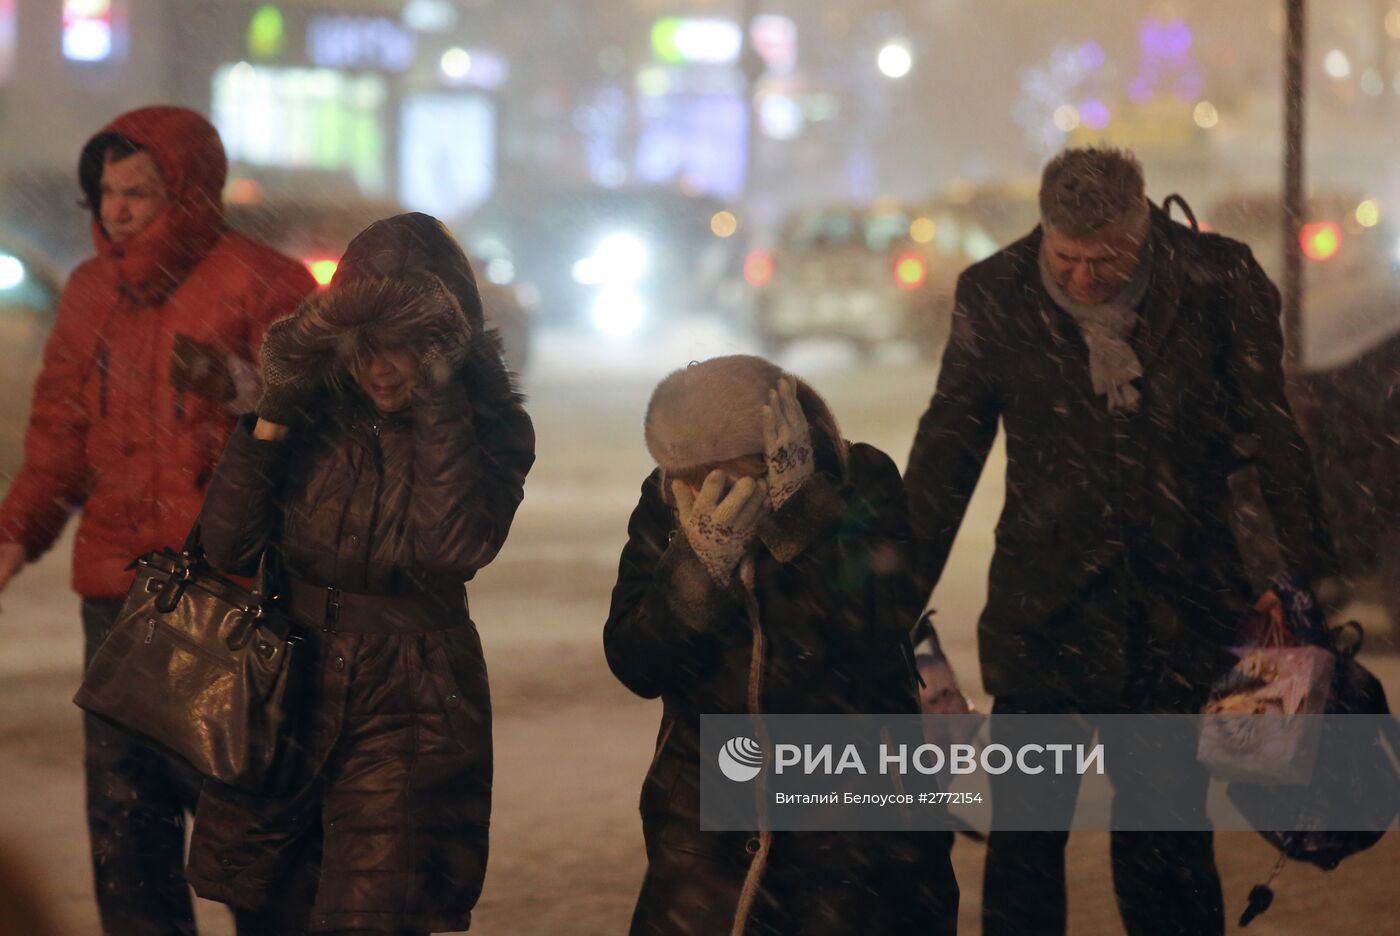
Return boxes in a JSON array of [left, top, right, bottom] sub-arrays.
[[145, 615, 237, 672]]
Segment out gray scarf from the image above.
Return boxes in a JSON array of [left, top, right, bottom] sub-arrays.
[[1039, 237, 1153, 414]]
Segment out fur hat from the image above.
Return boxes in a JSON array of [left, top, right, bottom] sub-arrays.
[[644, 355, 787, 473]]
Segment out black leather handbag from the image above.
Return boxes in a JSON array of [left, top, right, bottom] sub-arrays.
[[74, 527, 303, 793]]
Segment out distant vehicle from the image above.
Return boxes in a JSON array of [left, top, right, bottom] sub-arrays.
[[750, 198, 1004, 358], [1203, 192, 1400, 370], [457, 185, 748, 339], [227, 197, 533, 372], [0, 232, 62, 476], [932, 177, 1042, 249]]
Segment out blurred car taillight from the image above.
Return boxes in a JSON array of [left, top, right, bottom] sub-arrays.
[[1300, 222, 1342, 262], [744, 249, 773, 287], [305, 257, 339, 288], [894, 251, 928, 290]]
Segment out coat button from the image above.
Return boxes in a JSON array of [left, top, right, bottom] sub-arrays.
[[745, 836, 761, 856], [333, 656, 345, 672], [347, 534, 360, 547], [446, 693, 459, 706], [123, 444, 135, 457]]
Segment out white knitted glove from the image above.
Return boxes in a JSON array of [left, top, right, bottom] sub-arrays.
[[762, 377, 815, 511], [672, 472, 770, 585]]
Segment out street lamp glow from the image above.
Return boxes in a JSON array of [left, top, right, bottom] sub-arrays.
[[1324, 49, 1351, 80], [877, 42, 913, 80], [1356, 199, 1380, 228], [1052, 104, 1080, 132], [1193, 100, 1219, 129], [440, 47, 472, 81]]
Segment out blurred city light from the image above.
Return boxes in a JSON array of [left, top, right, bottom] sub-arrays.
[[744, 249, 773, 287], [1324, 49, 1352, 80], [651, 18, 742, 66], [63, 0, 113, 62], [485, 258, 516, 285], [1387, 9, 1400, 39], [591, 288, 646, 337], [1193, 100, 1219, 128], [910, 217, 936, 244], [402, 0, 457, 34], [0, 254, 24, 290], [572, 233, 650, 286], [760, 93, 804, 140], [247, 5, 285, 59], [1361, 69, 1384, 96], [305, 258, 339, 288], [877, 42, 913, 79], [1079, 98, 1110, 130], [894, 251, 927, 290], [1052, 104, 1080, 132], [710, 211, 738, 238], [1300, 222, 1342, 262], [440, 47, 471, 81], [1356, 199, 1380, 228]]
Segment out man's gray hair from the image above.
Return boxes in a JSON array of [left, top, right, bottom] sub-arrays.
[[1039, 147, 1148, 238]]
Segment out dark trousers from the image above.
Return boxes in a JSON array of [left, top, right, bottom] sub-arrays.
[[981, 689, 1224, 936], [82, 598, 205, 936]]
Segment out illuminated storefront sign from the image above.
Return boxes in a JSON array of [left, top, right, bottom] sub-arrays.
[[651, 18, 743, 66], [212, 62, 389, 193], [307, 15, 416, 73]]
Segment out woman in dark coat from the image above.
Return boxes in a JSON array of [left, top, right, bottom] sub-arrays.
[[605, 355, 959, 936], [185, 213, 535, 935]]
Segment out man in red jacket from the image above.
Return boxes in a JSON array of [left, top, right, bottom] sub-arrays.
[[0, 106, 315, 935]]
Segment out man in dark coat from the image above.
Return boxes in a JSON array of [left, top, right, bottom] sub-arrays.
[[904, 148, 1337, 936]]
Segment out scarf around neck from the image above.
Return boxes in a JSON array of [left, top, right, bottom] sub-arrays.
[[1038, 234, 1153, 414]]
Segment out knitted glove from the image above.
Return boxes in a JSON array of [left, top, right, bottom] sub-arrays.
[[672, 472, 770, 585], [417, 279, 472, 389], [256, 317, 324, 426], [762, 377, 815, 511]]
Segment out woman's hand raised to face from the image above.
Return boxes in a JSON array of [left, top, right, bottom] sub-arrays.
[[256, 317, 325, 429], [762, 377, 815, 511], [672, 471, 770, 585]]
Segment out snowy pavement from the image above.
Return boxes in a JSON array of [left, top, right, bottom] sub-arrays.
[[1, 322, 1396, 934]]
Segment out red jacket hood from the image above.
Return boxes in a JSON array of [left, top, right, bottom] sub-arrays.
[[79, 106, 229, 305]]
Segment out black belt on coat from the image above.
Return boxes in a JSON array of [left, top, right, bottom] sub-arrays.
[[286, 577, 468, 634]]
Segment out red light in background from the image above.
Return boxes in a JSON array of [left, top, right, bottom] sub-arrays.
[[1300, 221, 1341, 262], [894, 251, 927, 290], [305, 257, 338, 287], [744, 250, 773, 287]]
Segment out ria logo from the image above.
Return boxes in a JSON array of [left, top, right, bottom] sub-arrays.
[[718, 737, 765, 782]]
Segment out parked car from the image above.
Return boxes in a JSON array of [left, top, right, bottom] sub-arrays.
[[750, 197, 1005, 358], [457, 184, 748, 340], [0, 232, 63, 475], [227, 197, 534, 372]]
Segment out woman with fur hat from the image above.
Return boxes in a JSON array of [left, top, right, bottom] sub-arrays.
[[605, 354, 959, 936], [184, 213, 535, 935]]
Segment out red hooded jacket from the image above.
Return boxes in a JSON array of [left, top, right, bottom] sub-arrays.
[[0, 106, 316, 598]]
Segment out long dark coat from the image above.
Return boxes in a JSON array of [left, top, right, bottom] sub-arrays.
[[184, 214, 535, 933], [605, 433, 958, 936], [905, 206, 1337, 705]]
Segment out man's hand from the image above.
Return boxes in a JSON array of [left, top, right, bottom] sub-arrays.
[[0, 542, 26, 598], [762, 377, 814, 511], [672, 472, 770, 585]]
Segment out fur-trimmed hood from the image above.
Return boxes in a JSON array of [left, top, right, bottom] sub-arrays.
[[271, 212, 523, 414]]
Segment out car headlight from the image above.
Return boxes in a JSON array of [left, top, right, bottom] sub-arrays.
[[591, 287, 645, 337], [572, 233, 649, 286], [0, 253, 26, 290]]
